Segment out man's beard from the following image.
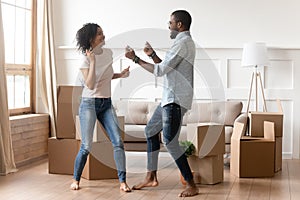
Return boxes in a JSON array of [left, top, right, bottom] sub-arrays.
[[170, 30, 179, 39]]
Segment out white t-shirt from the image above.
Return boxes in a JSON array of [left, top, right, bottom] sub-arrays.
[[79, 48, 114, 98]]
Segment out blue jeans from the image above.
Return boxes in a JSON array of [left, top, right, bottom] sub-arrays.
[[73, 97, 126, 182], [145, 103, 193, 182]]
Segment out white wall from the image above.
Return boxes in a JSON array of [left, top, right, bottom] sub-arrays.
[[52, 0, 300, 48], [51, 0, 300, 158]]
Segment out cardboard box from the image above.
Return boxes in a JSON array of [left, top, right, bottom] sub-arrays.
[[275, 137, 282, 172], [187, 123, 225, 158], [76, 115, 125, 142], [188, 154, 223, 185], [48, 137, 79, 175], [80, 141, 118, 180], [230, 121, 275, 178], [57, 85, 82, 139], [248, 100, 283, 137]]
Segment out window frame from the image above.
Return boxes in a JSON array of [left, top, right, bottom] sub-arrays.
[[2, 0, 37, 116]]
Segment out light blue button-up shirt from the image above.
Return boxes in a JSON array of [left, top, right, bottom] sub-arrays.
[[154, 31, 195, 109]]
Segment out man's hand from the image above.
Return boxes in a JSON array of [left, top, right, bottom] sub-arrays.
[[125, 46, 135, 60], [144, 41, 154, 56]]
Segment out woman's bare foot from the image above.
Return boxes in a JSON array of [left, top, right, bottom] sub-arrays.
[[70, 180, 79, 190], [120, 182, 131, 192], [132, 171, 159, 190], [178, 180, 198, 197]]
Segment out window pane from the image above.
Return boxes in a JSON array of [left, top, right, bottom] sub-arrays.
[[6, 75, 14, 109], [15, 7, 31, 64], [1, 3, 15, 63], [1, 0, 15, 4], [2, 0, 31, 9], [16, 0, 32, 9], [25, 11, 31, 64], [25, 0, 32, 9], [14, 75, 30, 108]]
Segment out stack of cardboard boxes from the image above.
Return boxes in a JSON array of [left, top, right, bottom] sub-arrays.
[[230, 100, 283, 177], [248, 107, 283, 173], [48, 86, 82, 175], [187, 123, 225, 184], [48, 86, 123, 180]]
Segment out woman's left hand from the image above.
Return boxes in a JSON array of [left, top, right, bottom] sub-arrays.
[[120, 66, 130, 78]]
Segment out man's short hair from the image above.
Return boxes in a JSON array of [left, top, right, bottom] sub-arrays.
[[171, 10, 192, 30]]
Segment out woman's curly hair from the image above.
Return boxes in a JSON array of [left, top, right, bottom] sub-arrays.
[[76, 23, 100, 54]]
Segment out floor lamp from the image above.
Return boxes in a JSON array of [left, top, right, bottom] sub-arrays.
[[241, 42, 269, 113]]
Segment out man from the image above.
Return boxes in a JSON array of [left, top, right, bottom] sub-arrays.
[[125, 10, 198, 197]]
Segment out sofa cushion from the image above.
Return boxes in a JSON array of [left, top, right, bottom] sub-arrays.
[[183, 101, 243, 126], [124, 124, 146, 142], [114, 101, 159, 125]]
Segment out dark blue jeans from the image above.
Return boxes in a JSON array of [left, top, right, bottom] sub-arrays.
[[145, 103, 193, 182], [73, 97, 126, 182]]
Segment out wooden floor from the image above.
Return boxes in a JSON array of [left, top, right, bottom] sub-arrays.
[[0, 152, 300, 200]]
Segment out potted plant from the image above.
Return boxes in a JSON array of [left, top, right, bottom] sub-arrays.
[[180, 140, 196, 158], [179, 141, 201, 185]]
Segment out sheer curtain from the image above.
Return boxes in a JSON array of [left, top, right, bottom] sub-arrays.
[[0, 3, 17, 175], [37, 0, 57, 137]]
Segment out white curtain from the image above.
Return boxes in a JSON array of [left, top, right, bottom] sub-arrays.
[[0, 3, 17, 175], [37, 0, 57, 137]]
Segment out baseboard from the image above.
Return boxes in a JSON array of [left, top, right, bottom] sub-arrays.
[[16, 154, 48, 168]]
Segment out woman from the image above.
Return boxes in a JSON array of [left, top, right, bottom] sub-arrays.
[[71, 23, 131, 192]]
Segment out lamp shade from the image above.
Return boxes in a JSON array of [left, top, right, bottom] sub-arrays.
[[241, 42, 269, 67]]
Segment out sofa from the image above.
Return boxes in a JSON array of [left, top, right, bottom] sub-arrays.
[[113, 100, 244, 161]]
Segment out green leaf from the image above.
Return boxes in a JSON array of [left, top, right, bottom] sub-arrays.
[[179, 140, 196, 157]]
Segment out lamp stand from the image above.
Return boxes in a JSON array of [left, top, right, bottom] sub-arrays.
[[246, 67, 267, 113]]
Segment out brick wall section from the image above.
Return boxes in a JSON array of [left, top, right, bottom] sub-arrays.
[[10, 114, 50, 167]]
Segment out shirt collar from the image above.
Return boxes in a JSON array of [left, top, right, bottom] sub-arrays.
[[175, 31, 191, 41]]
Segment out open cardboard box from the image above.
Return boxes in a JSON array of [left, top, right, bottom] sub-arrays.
[[187, 123, 225, 184], [231, 121, 275, 178], [187, 123, 225, 158], [248, 99, 283, 137]]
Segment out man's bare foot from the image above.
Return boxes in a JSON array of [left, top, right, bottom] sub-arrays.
[[120, 182, 131, 192], [132, 171, 159, 190], [178, 180, 198, 197], [70, 180, 79, 190]]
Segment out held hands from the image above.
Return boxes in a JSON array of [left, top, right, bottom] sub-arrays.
[[120, 66, 130, 78]]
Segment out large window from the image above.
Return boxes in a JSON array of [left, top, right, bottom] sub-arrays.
[[1, 0, 35, 115]]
